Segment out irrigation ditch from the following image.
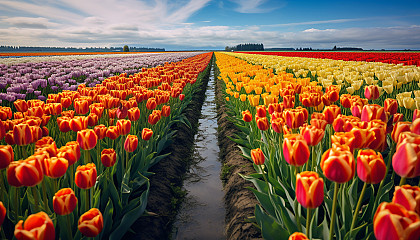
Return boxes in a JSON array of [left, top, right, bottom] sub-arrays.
[[124, 53, 262, 239]]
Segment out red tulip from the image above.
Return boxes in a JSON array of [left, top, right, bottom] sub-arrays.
[[392, 121, 411, 142], [331, 132, 356, 153], [75, 163, 97, 189], [74, 99, 89, 115], [87, 113, 98, 127], [60, 97, 72, 109], [242, 110, 252, 122], [374, 202, 420, 240], [283, 134, 310, 167], [179, 94, 185, 101], [94, 124, 107, 140], [412, 118, 420, 135], [340, 94, 352, 108], [106, 126, 120, 140], [0, 201, 5, 230], [310, 118, 328, 130], [70, 116, 88, 132], [296, 171, 324, 209], [283, 108, 307, 129], [289, 232, 309, 240], [384, 98, 398, 115], [162, 105, 171, 117], [57, 146, 78, 166], [414, 109, 420, 121], [43, 156, 68, 179], [367, 120, 387, 152], [364, 85, 380, 100], [57, 116, 71, 133], [124, 135, 138, 152], [321, 144, 355, 183], [251, 148, 265, 165], [256, 105, 267, 118], [27, 106, 44, 118], [271, 118, 283, 133], [141, 128, 153, 141], [357, 149, 386, 184], [66, 141, 81, 163], [256, 116, 269, 131], [282, 95, 295, 109], [0, 145, 13, 169], [78, 208, 103, 237], [90, 106, 104, 118], [14, 211, 55, 240], [350, 127, 376, 149], [53, 188, 78, 215], [14, 99, 28, 113], [101, 148, 116, 167], [77, 129, 97, 151], [13, 123, 32, 146], [361, 104, 387, 122], [323, 105, 341, 124], [393, 185, 420, 215], [7, 155, 44, 187], [300, 125, 324, 146], [116, 119, 131, 135], [392, 134, 420, 178], [128, 107, 140, 121], [116, 105, 128, 119], [146, 97, 157, 110], [148, 112, 160, 125]]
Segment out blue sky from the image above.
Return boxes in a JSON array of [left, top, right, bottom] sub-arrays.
[[0, 0, 420, 50]]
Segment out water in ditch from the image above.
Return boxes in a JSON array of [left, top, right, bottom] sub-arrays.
[[172, 66, 225, 240]]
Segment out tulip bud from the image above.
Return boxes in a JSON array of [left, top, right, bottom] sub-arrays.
[[87, 113, 99, 127], [256, 116, 269, 131], [357, 149, 386, 184], [392, 185, 420, 215], [116, 119, 131, 135], [57, 116, 71, 133], [78, 208, 104, 237], [242, 110, 252, 122], [282, 95, 295, 109], [296, 171, 324, 209], [70, 116, 88, 132], [14, 212, 55, 240], [14, 99, 28, 113], [141, 128, 153, 141], [350, 127, 376, 149], [374, 202, 420, 240], [256, 105, 267, 118], [392, 135, 420, 178], [44, 156, 69, 179], [53, 188, 78, 216], [323, 105, 341, 124], [162, 105, 171, 117], [0, 145, 13, 169], [74, 99, 89, 115], [321, 144, 355, 183], [364, 85, 380, 100], [283, 134, 310, 167], [124, 135, 138, 152], [384, 98, 398, 115], [251, 148, 265, 165], [77, 129, 97, 151], [106, 126, 120, 140], [128, 107, 140, 121], [75, 163, 97, 189], [300, 125, 324, 146], [7, 155, 44, 187], [94, 124, 107, 140], [146, 97, 157, 110], [61, 97, 72, 109], [101, 148, 116, 167], [13, 123, 32, 146], [148, 112, 160, 125]]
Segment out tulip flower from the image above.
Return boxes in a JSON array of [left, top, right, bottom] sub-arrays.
[[256, 116, 269, 131], [148, 112, 161, 125], [146, 97, 157, 110], [179, 94, 185, 101], [75, 163, 97, 189], [392, 185, 420, 215], [101, 148, 117, 167], [94, 124, 107, 140], [412, 118, 420, 135], [242, 110, 252, 122], [392, 121, 411, 142], [77, 129, 98, 151], [364, 85, 380, 100], [310, 118, 328, 130], [384, 98, 398, 115], [296, 171, 324, 209], [340, 94, 352, 108], [0, 145, 13, 169], [162, 105, 171, 117], [14, 99, 28, 113], [323, 105, 341, 124], [124, 135, 138, 153], [53, 188, 78, 215], [60, 97, 72, 109], [70, 116, 88, 132], [251, 148, 265, 165], [321, 144, 354, 183], [13, 123, 32, 146], [357, 149, 386, 184], [361, 104, 387, 122], [392, 135, 420, 179], [43, 156, 69, 179], [14, 211, 55, 240], [300, 125, 324, 146], [350, 127, 376, 149], [78, 208, 104, 237], [7, 155, 44, 187], [283, 95, 295, 109], [57, 116, 71, 133], [128, 107, 140, 121], [0, 201, 5, 230], [141, 128, 153, 141], [116, 105, 128, 119], [256, 105, 267, 118], [367, 120, 387, 152], [289, 232, 309, 240], [87, 113, 99, 127], [106, 126, 120, 140], [248, 95, 260, 106], [268, 103, 282, 114], [413, 109, 420, 121], [74, 99, 89, 115], [116, 119, 131, 136], [374, 202, 420, 240], [283, 108, 307, 129], [57, 146, 78, 166], [271, 118, 283, 133], [350, 104, 363, 118], [283, 134, 310, 167], [65, 141, 81, 163], [331, 132, 356, 153]]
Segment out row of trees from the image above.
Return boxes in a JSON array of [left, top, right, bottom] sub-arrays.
[[225, 43, 264, 51]]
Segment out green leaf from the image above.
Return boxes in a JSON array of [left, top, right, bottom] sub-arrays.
[[121, 166, 131, 206], [238, 146, 251, 161], [254, 205, 290, 240], [99, 199, 114, 239], [249, 188, 276, 218]]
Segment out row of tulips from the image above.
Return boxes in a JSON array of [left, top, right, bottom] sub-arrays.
[[237, 51, 420, 67], [0, 52, 213, 239], [215, 51, 420, 240]]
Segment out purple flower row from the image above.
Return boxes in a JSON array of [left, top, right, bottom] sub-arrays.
[[0, 52, 202, 103]]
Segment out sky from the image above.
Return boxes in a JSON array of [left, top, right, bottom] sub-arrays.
[[1, 0, 420, 50]]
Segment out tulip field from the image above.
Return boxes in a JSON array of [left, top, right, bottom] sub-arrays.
[[0, 51, 212, 239], [1, 49, 420, 240], [215, 51, 420, 240]]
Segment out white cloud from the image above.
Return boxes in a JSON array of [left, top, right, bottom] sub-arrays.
[[2, 17, 60, 29], [229, 0, 273, 13]]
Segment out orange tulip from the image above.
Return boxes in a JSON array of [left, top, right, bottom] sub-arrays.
[[87, 113, 99, 127], [78, 208, 103, 237], [101, 148, 116, 167], [413, 118, 420, 135], [106, 126, 120, 140], [323, 105, 341, 124], [282, 95, 295, 109], [116, 105, 128, 119], [66, 141, 81, 163], [77, 129, 97, 151], [14, 99, 28, 113], [90, 106, 104, 118], [0, 145, 13, 169], [283, 134, 310, 167], [146, 97, 157, 110], [256, 105, 267, 118], [162, 105, 171, 117], [384, 98, 398, 115], [61, 110, 75, 118], [141, 128, 153, 141], [392, 121, 411, 142], [57, 116, 71, 132], [357, 149, 386, 184], [414, 109, 420, 121], [361, 104, 387, 122], [289, 232, 309, 240], [392, 185, 420, 215], [70, 116, 88, 132], [350, 104, 363, 118], [321, 144, 355, 183], [374, 202, 420, 240], [392, 134, 420, 178], [7, 155, 44, 187], [364, 85, 380, 100], [367, 120, 387, 151], [148, 112, 161, 125], [350, 127, 376, 149], [124, 135, 138, 152], [283, 108, 307, 129], [27, 106, 44, 118], [340, 94, 352, 108], [13, 123, 32, 146], [251, 148, 265, 165], [331, 132, 356, 152], [74, 99, 89, 115], [14, 211, 55, 240], [43, 156, 69, 179], [75, 163, 97, 189], [94, 124, 107, 140], [57, 145, 78, 166], [128, 107, 140, 121], [116, 119, 131, 135], [300, 125, 324, 146], [0, 201, 5, 230], [108, 108, 117, 119], [60, 97, 72, 109], [310, 118, 328, 130], [53, 188, 78, 215], [268, 103, 283, 114], [242, 110, 252, 122], [271, 118, 283, 134], [296, 171, 324, 209], [256, 116, 269, 131]]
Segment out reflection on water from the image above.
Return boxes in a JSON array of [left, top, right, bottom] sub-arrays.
[[172, 67, 225, 240]]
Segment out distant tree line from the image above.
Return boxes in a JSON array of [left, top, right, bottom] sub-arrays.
[[0, 46, 165, 52], [225, 43, 264, 51]]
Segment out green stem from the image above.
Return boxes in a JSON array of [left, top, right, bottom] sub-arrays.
[[295, 196, 303, 232], [66, 214, 73, 239], [1, 228, 6, 240], [0, 170, 5, 202], [349, 182, 367, 238], [329, 182, 340, 240], [373, 142, 395, 208], [41, 179, 49, 213], [306, 208, 312, 238], [70, 165, 74, 191], [15, 188, 19, 222], [31, 186, 40, 213], [399, 177, 406, 186], [84, 149, 90, 164], [85, 189, 89, 213]]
